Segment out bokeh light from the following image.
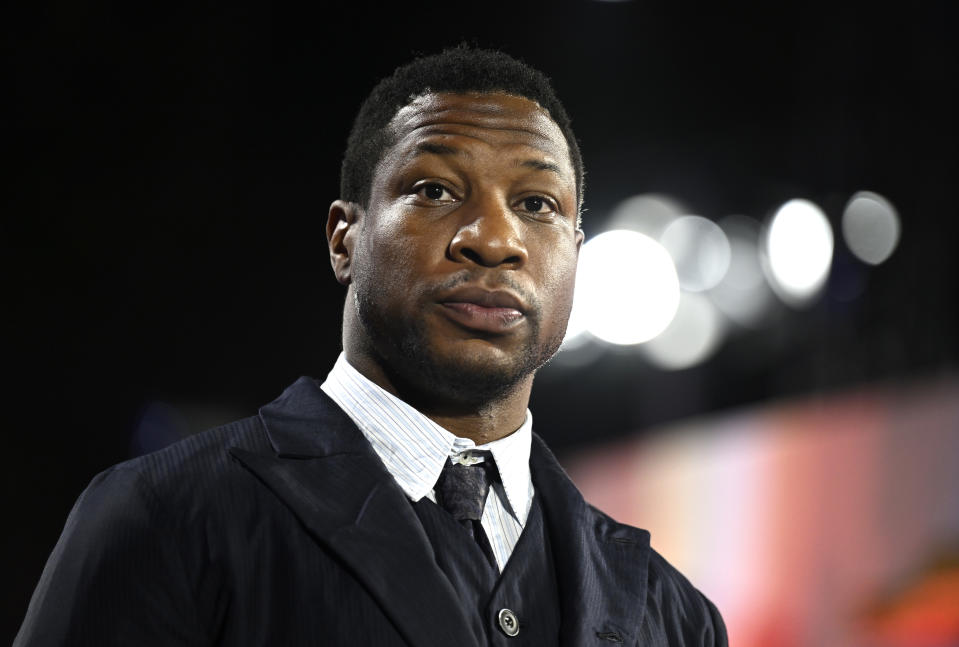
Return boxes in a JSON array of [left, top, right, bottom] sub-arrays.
[[563, 279, 590, 345], [566, 230, 680, 346], [639, 291, 726, 370], [842, 190, 901, 265], [763, 199, 834, 306], [607, 193, 685, 239], [708, 216, 776, 328], [660, 215, 731, 292]]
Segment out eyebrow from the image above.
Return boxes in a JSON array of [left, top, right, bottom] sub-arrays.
[[415, 142, 460, 156], [520, 159, 562, 175], [413, 141, 564, 177]]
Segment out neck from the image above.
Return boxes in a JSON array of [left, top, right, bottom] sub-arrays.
[[412, 382, 533, 445], [342, 311, 534, 444], [346, 348, 534, 445]]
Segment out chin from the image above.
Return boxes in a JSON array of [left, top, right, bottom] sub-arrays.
[[416, 354, 526, 404], [410, 335, 559, 404]]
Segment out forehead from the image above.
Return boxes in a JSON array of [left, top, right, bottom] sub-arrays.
[[383, 92, 574, 176]]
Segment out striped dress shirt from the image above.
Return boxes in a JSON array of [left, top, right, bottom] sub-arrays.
[[320, 353, 533, 572]]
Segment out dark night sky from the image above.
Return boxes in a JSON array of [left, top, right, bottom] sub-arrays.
[[4, 0, 957, 638]]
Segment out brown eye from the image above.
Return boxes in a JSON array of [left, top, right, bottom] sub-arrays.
[[415, 182, 455, 202], [424, 184, 445, 200], [523, 197, 545, 212], [519, 195, 557, 215]]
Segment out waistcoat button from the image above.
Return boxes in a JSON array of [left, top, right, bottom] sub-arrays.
[[497, 608, 520, 637]]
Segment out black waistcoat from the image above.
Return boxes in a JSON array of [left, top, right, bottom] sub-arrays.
[[411, 495, 561, 646]]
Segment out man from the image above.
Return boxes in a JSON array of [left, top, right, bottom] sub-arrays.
[[17, 46, 726, 646]]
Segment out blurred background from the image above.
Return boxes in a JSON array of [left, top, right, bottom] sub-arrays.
[[5, 0, 958, 644]]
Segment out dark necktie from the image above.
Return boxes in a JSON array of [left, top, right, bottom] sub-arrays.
[[433, 457, 498, 571]]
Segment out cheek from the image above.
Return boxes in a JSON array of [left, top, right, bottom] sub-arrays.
[[357, 219, 441, 296], [539, 248, 580, 317]]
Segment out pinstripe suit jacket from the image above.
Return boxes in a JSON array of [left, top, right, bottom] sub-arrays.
[[16, 377, 726, 646]]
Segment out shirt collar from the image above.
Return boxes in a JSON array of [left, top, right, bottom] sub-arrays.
[[320, 353, 533, 524]]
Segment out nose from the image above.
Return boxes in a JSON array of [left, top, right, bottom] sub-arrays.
[[448, 194, 528, 269]]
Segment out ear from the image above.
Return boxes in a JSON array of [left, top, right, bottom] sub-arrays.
[[327, 199, 362, 286]]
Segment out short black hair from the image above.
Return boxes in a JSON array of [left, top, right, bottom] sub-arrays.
[[339, 45, 585, 215]]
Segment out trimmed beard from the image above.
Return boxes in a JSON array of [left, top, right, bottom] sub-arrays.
[[351, 278, 563, 408]]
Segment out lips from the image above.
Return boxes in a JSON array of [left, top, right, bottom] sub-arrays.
[[437, 287, 527, 333]]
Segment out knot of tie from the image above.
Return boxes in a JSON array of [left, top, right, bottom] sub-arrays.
[[434, 458, 492, 524]]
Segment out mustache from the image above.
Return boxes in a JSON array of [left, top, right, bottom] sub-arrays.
[[432, 271, 539, 315]]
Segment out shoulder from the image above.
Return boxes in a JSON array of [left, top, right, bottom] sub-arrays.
[[13, 419, 272, 645], [116, 414, 269, 482], [64, 416, 270, 544], [582, 505, 726, 646], [88, 416, 267, 505], [642, 548, 727, 646]]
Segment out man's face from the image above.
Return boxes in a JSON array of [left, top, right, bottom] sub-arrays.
[[344, 92, 583, 404]]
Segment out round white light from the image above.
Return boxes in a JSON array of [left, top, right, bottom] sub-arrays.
[[639, 292, 726, 370], [570, 230, 680, 345], [763, 199, 834, 305], [660, 216, 731, 292], [842, 191, 900, 265]]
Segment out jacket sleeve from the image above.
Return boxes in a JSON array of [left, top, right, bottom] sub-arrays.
[[14, 466, 207, 646]]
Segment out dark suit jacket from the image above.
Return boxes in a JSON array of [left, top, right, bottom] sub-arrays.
[[16, 377, 726, 646]]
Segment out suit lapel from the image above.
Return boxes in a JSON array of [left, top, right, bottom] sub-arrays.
[[229, 378, 478, 647], [530, 433, 651, 646]]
